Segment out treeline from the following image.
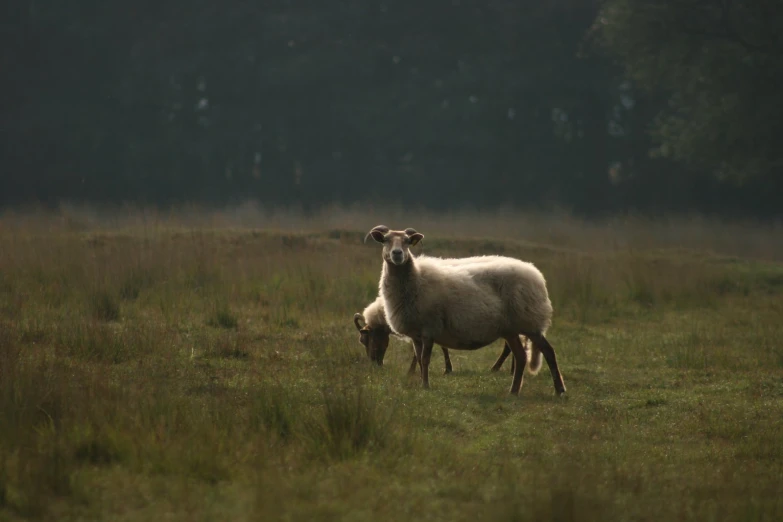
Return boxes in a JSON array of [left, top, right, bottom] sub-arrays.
[[2, 0, 781, 217]]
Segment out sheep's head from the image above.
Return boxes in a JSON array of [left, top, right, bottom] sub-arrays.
[[353, 313, 391, 365], [364, 225, 424, 266]]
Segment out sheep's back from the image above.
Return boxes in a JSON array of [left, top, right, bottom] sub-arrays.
[[420, 256, 552, 336], [362, 296, 388, 328], [468, 259, 552, 333], [404, 260, 508, 343]]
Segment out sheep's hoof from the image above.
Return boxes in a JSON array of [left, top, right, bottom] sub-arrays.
[[443, 368, 453, 375], [490, 366, 501, 373]]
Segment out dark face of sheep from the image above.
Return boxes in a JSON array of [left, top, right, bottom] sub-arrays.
[[364, 226, 424, 266], [353, 313, 391, 365]]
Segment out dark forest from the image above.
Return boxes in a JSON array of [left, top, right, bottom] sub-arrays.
[[2, 0, 781, 217]]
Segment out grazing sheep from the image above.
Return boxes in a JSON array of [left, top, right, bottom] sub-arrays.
[[365, 225, 566, 396], [354, 296, 455, 373], [354, 294, 540, 375]]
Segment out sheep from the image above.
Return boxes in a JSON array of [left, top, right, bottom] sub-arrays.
[[354, 295, 455, 373], [361, 253, 540, 375], [354, 294, 540, 376], [353, 251, 537, 374], [365, 225, 566, 396]]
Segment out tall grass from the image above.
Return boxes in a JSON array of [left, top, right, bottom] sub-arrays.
[[1, 206, 782, 521]]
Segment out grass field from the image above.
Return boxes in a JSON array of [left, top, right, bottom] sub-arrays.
[[1, 205, 782, 521]]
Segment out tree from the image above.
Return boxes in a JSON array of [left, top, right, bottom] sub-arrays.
[[593, 0, 783, 183]]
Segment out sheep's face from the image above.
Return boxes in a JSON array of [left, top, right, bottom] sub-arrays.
[[365, 226, 424, 266], [353, 313, 391, 365]]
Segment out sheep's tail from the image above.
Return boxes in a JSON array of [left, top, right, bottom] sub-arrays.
[[523, 335, 543, 376]]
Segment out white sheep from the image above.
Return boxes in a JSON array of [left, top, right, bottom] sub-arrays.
[[353, 252, 535, 373], [365, 225, 566, 396], [354, 294, 539, 375], [354, 295, 455, 373]]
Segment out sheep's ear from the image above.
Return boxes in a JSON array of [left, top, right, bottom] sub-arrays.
[[408, 232, 424, 246], [364, 225, 389, 244]]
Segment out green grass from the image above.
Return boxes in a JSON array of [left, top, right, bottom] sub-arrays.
[[1, 207, 782, 521]]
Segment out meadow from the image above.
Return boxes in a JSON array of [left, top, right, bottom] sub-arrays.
[[1, 203, 782, 521]]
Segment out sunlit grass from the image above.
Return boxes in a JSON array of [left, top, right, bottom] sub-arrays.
[[0, 206, 782, 521]]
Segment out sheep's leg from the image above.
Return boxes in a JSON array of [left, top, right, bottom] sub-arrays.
[[407, 353, 419, 375], [505, 335, 527, 395], [412, 339, 424, 373], [491, 342, 512, 372], [511, 336, 528, 375], [510, 353, 515, 375], [528, 333, 566, 395], [441, 346, 453, 375], [407, 342, 420, 375], [418, 338, 434, 389]]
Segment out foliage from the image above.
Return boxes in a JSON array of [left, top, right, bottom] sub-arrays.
[[594, 0, 783, 182], [3, 1, 782, 216]]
